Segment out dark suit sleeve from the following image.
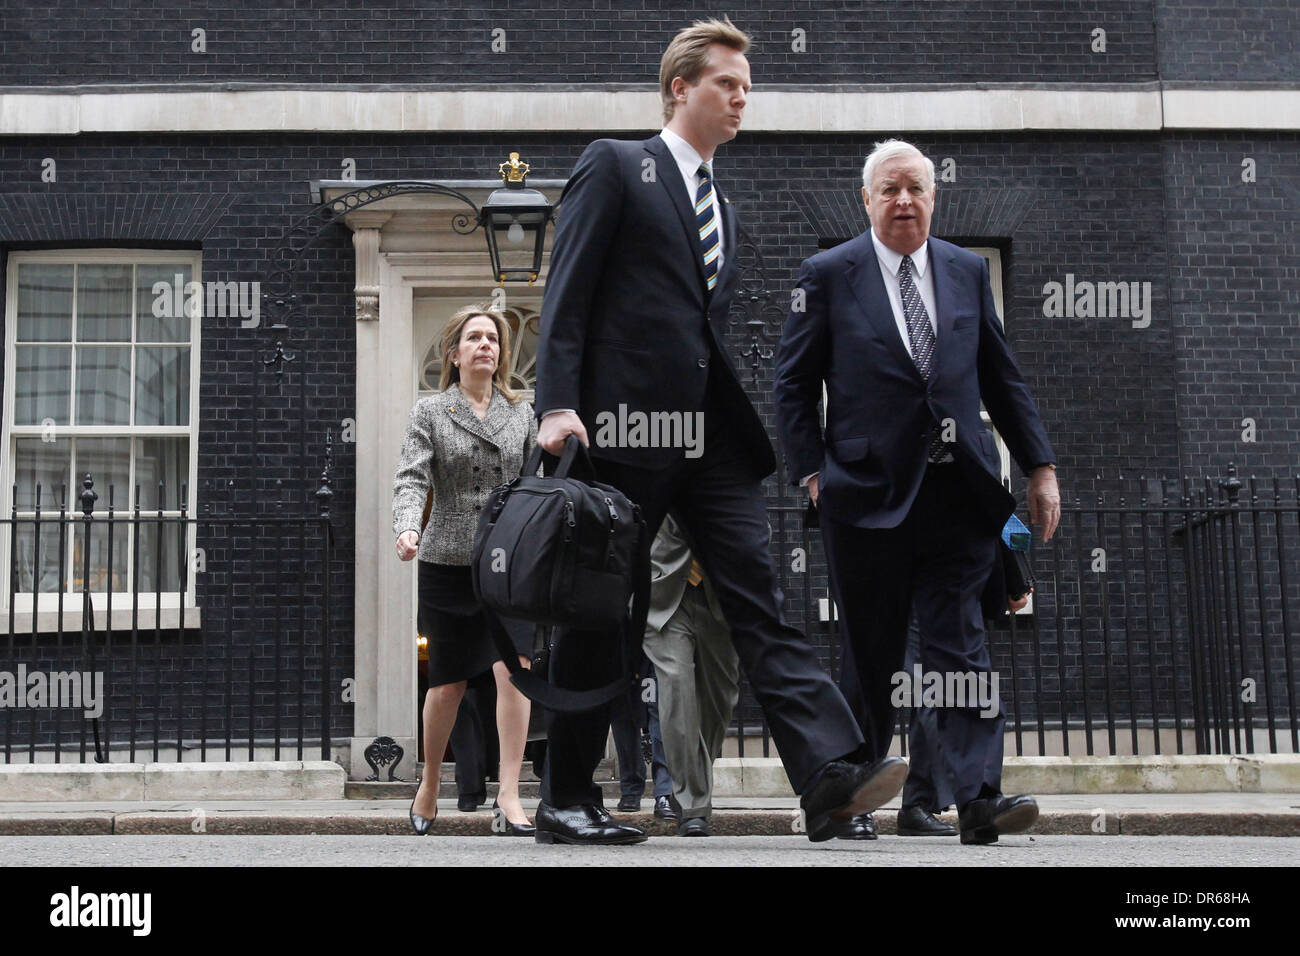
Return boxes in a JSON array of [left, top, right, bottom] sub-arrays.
[[773, 256, 830, 486], [974, 257, 1056, 472], [534, 139, 625, 418]]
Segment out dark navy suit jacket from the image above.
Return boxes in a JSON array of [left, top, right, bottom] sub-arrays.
[[535, 134, 774, 478], [773, 230, 1055, 532]]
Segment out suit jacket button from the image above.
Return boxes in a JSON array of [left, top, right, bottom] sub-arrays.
[[473, 486, 480, 493], [697, 357, 708, 368], [472, 465, 480, 472], [474, 504, 481, 511], [494, 466, 502, 473]]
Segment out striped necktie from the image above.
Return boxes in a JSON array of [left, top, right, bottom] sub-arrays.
[[696, 163, 720, 292], [899, 254, 953, 463]]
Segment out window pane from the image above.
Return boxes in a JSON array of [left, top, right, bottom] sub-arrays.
[[14, 523, 67, 593], [137, 264, 193, 343], [74, 438, 132, 512], [135, 347, 190, 426], [16, 263, 73, 342], [14, 345, 71, 425], [136, 437, 189, 511], [72, 519, 131, 594], [12, 438, 71, 511], [136, 521, 184, 594], [76, 264, 132, 342], [76, 346, 131, 425]]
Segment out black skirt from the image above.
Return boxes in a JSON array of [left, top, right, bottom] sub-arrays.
[[418, 562, 534, 687]]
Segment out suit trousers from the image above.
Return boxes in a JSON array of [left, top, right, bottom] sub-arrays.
[[821, 463, 1005, 808], [643, 582, 740, 819], [540, 387, 866, 808]]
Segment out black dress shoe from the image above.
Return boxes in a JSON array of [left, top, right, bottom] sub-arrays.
[[491, 799, 536, 837], [458, 793, 484, 813], [958, 793, 1039, 845], [836, 812, 878, 840], [409, 798, 435, 836], [678, 817, 710, 837], [897, 804, 957, 836], [534, 802, 648, 845], [653, 795, 680, 822], [801, 757, 908, 843], [615, 795, 641, 812]]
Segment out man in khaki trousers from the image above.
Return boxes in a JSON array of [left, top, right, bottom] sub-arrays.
[[643, 513, 740, 837]]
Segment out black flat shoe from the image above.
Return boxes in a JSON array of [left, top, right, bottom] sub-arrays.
[[409, 798, 435, 836], [958, 793, 1039, 845], [492, 799, 536, 837], [458, 793, 484, 813], [801, 757, 908, 843], [836, 812, 878, 840], [615, 795, 641, 812], [897, 804, 957, 836], [534, 802, 647, 845]]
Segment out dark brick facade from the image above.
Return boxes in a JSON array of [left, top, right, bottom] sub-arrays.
[[1, 5, 1297, 754], [2, 1, 1156, 86]]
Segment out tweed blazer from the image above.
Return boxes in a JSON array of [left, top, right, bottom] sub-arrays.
[[392, 383, 538, 565]]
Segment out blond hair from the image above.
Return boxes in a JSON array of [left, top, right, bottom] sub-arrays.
[[438, 303, 520, 403], [659, 16, 751, 122]]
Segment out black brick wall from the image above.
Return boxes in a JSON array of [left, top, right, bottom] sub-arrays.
[[1, 1, 1156, 86], [1156, 0, 1300, 82], [0, 118, 1296, 745]]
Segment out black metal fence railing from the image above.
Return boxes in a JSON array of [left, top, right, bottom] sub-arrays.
[[741, 466, 1300, 759], [1, 466, 338, 764]]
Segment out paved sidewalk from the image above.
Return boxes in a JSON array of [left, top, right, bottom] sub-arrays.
[[1, 793, 1296, 836]]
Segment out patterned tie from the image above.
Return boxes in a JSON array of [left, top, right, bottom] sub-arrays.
[[898, 254, 954, 463], [696, 163, 720, 292]]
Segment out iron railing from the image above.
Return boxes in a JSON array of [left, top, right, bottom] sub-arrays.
[[738, 466, 1300, 759], [0, 463, 337, 763]]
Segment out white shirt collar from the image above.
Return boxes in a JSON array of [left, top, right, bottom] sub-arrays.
[[870, 228, 929, 278], [660, 127, 711, 181]]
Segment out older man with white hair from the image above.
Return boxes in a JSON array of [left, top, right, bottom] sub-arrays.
[[774, 138, 1061, 844]]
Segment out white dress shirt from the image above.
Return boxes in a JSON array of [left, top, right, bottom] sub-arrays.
[[659, 126, 725, 269], [870, 228, 937, 357]]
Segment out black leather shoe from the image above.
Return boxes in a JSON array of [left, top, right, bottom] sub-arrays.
[[534, 802, 648, 845], [491, 799, 536, 837], [615, 795, 641, 812], [836, 812, 878, 840], [801, 757, 908, 843], [409, 798, 435, 836], [898, 804, 957, 836], [653, 795, 680, 822], [678, 817, 710, 837], [958, 793, 1039, 845], [458, 793, 484, 813]]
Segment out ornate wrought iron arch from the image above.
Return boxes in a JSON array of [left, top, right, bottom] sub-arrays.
[[260, 181, 482, 328]]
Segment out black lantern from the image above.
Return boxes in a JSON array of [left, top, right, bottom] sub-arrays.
[[479, 152, 554, 285]]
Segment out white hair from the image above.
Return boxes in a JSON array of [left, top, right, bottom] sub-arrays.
[[861, 139, 935, 195]]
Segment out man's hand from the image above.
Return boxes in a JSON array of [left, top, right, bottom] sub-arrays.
[[396, 530, 419, 561], [1008, 590, 1031, 613], [538, 411, 589, 455], [807, 473, 820, 507], [1027, 465, 1060, 543]]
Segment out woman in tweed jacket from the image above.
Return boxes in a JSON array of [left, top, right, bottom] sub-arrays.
[[393, 303, 538, 836]]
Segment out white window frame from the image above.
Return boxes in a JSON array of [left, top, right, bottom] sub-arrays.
[[2, 250, 202, 625]]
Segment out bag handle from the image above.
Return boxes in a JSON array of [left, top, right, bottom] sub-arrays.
[[522, 432, 596, 481]]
